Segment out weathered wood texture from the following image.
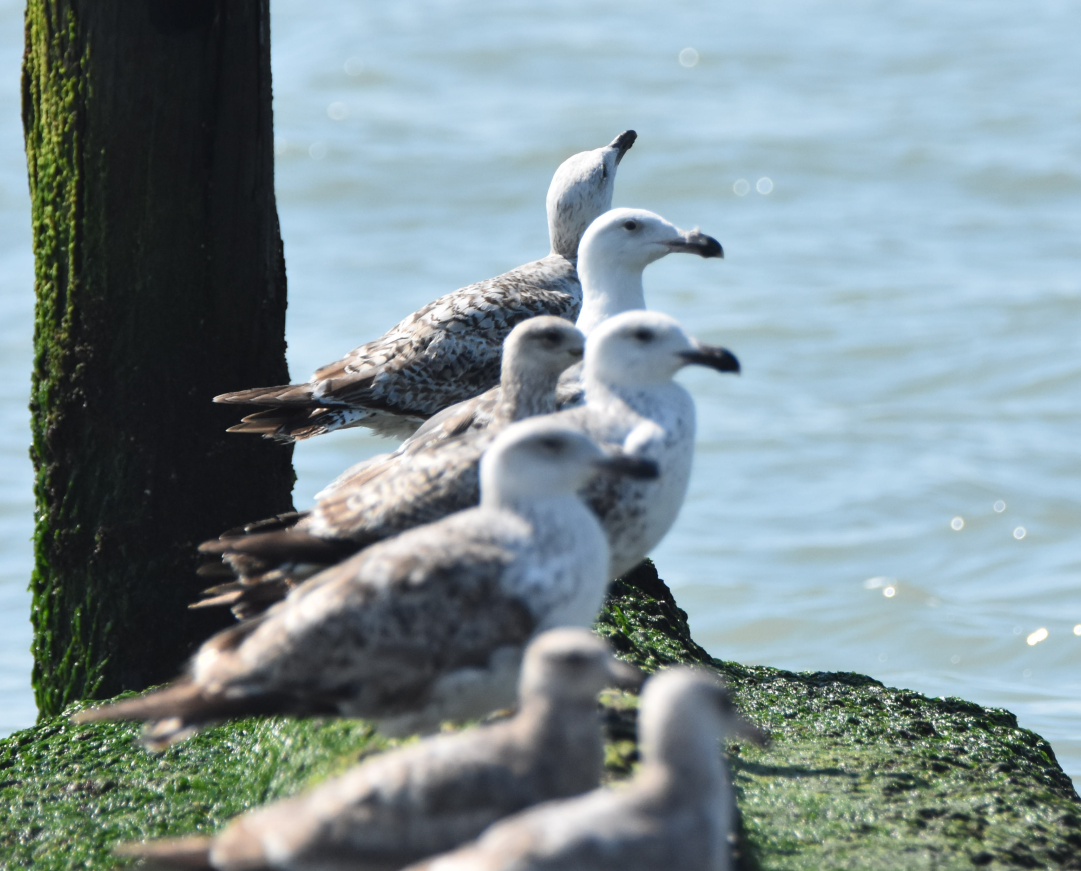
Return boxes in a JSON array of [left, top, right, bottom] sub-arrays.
[[23, 0, 294, 716]]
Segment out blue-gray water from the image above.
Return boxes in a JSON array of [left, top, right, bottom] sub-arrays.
[[1, 1, 1078, 785]]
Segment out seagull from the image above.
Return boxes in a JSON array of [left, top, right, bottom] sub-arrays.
[[74, 419, 657, 746], [404, 207, 724, 445], [401, 668, 765, 871], [196, 317, 587, 618], [199, 310, 738, 617], [560, 310, 740, 579], [214, 132, 636, 441], [114, 629, 642, 871]]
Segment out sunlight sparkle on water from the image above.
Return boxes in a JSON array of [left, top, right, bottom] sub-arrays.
[[994, 500, 1006, 512], [309, 141, 327, 160], [1073, 625, 1081, 636], [951, 516, 964, 530], [1014, 527, 1026, 540], [882, 586, 896, 598], [678, 47, 699, 67], [733, 179, 750, 196], [1027, 627, 1048, 646], [344, 57, 363, 76], [757, 177, 774, 195], [951, 655, 961, 664], [327, 102, 348, 120]]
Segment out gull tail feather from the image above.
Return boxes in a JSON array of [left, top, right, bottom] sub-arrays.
[[114, 837, 216, 870], [213, 384, 316, 407], [224, 406, 369, 441]]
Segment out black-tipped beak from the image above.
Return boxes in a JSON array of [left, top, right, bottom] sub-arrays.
[[667, 229, 723, 259], [593, 453, 660, 480], [609, 130, 637, 165], [607, 657, 646, 691], [678, 344, 740, 374]]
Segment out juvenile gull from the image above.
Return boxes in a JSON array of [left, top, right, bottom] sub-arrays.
[[406, 207, 724, 445], [215, 132, 636, 441], [75, 419, 657, 745], [196, 317, 586, 617], [115, 629, 642, 871], [402, 668, 765, 871]]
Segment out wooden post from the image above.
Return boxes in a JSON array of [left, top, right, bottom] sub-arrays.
[[23, 1, 294, 715]]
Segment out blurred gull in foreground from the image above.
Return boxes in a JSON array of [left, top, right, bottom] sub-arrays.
[[114, 629, 642, 871], [75, 419, 656, 745], [197, 318, 586, 617], [213, 132, 636, 441], [403, 667, 765, 871]]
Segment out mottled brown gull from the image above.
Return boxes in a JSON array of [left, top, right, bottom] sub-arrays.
[[114, 629, 642, 871], [402, 668, 765, 871], [405, 206, 724, 445], [214, 131, 636, 441], [196, 317, 586, 618], [75, 419, 656, 745]]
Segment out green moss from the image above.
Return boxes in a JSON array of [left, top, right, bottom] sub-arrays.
[[1, 562, 1078, 869], [606, 561, 1081, 870], [0, 706, 388, 870]]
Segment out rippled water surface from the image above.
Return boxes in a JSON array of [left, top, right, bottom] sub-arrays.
[[1, 1, 1078, 782]]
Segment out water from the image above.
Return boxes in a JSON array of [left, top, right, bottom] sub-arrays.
[[1, 0, 1078, 784]]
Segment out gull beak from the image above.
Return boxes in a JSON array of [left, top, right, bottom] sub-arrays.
[[733, 715, 770, 747], [666, 227, 723, 259], [607, 657, 646, 691], [678, 342, 740, 374], [609, 130, 637, 165], [592, 452, 660, 480], [715, 686, 770, 747]]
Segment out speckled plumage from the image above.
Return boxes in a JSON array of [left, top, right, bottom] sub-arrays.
[[406, 207, 726, 441], [402, 669, 765, 871], [76, 421, 624, 745], [197, 319, 586, 618], [114, 630, 641, 871], [552, 311, 740, 579], [215, 132, 636, 441]]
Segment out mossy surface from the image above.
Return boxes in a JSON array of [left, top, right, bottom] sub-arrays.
[[606, 562, 1081, 871], [2, 561, 1078, 870]]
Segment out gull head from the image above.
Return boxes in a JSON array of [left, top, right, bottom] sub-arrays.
[[584, 311, 740, 388], [481, 417, 658, 505], [547, 131, 637, 260], [637, 668, 767, 772], [518, 628, 644, 706], [580, 207, 723, 277], [503, 316, 585, 378]]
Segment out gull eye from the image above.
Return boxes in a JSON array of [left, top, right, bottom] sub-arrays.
[[558, 651, 590, 669], [623, 220, 638, 231], [539, 328, 563, 344], [538, 436, 563, 454], [632, 328, 653, 343]]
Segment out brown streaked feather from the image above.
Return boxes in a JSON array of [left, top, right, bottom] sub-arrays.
[[113, 837, 216, 870], [214, 258, 582, 441], [214, 383, 318, 407]]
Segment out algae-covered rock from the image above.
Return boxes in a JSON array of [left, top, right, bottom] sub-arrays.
[[2, 561, 1078, 870], [605, 562, 1081, 871]]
